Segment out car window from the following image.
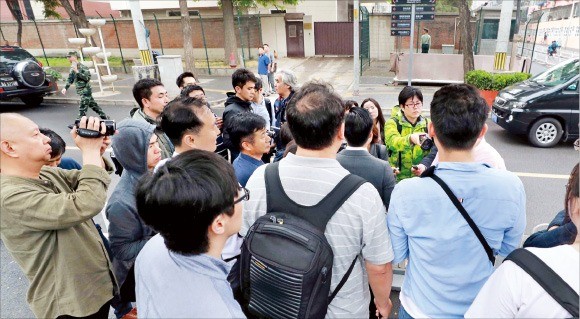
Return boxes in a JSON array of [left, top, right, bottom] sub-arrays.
[[0, 48, 36, 71], [564, 81, 578, 92], [530, 59, 580, 87]]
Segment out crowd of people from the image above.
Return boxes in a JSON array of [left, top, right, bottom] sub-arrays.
[[0, 56, 578, 319]]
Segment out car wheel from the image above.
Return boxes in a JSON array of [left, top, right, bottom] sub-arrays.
[[528, 117, 563, 148], [20, 95, 44, 107]]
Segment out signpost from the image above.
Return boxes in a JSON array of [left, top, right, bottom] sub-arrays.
[[390, 0, 436, 85]]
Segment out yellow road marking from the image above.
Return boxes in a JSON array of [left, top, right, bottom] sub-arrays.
[[513, 172, 569, 179]]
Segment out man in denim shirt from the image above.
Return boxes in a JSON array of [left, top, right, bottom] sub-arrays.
[[387, 84, 526, 318]]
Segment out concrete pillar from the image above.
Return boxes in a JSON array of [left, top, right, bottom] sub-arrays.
[[494, 0, 514, 70], [129, 0, 153, 66], [157, 55, 184, 98], [353, 0, 359, 96]]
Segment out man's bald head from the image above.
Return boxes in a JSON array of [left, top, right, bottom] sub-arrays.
[[1, 113, 52, 177]]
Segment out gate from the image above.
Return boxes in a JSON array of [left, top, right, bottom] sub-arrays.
[[360, 6, 370, 74], [314, 22, 353, 55]]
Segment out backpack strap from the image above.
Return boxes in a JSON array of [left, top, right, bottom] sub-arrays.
[[421, 166, 496, 264], [505, 248, 579, 317], [265, 162, 366, 231]]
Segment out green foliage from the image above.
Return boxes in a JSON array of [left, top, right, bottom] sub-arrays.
[[44, 67, 62, 81], [37, 0, 61, 19], [466, 70, 532, 91]]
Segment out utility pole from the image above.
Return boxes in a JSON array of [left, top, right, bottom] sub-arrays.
[[509, 0, 522, 70], [494, 0, 514, 71], [129, 0, 153, 66], [353, 0, 360, 96]]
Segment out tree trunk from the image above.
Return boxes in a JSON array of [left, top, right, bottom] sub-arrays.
[[6, 0, 22, 47], [179, 0, 197, 78], [459, 0, 474, 79], [59, 0, 96, 45], [222, 0, 238, 66]]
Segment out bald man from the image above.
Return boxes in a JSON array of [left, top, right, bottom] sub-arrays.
[[0, 114, 116, 319]]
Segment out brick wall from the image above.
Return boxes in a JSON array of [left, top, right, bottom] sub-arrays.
[[0, 16, 262, 53]]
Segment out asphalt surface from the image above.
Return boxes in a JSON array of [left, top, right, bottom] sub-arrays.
[[1, 82, 577, 318]]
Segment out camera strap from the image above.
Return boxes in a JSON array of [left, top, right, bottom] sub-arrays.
[[421, 167, 495, 264]]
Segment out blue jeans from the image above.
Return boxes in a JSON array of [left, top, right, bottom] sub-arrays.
[[398, 305, 414, 319]]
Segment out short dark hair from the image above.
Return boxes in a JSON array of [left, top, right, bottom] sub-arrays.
[[430, 84, 488, 150], [180, 84, 205, 97], [133, 78, 164, 109], [286, 81, 345, 150], [176, 72, 195, 88], [280, 122, 293, 147], [398, 86, 424, 106], [160, 97, 208, 147], [344, 100, 359, 110], [254, 78, 263, 91], [225, 112, 266, 151], [232, 68, 258, 90], [136, 150, 239, 255], [40, 128, 65, 159], [344, 107, 373, 147]]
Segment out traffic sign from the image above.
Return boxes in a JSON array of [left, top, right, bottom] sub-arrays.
[[391, 30, 411, 36], [392, 5, 435, 12], [392, 0, 436, 4], [391, 22, 411, 28], [392, 13, 435, 20]]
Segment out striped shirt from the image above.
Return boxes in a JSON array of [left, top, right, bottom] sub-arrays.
[[241, 153, 394, 318]]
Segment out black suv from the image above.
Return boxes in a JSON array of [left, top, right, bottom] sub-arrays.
[[0, 46, 57, 107]]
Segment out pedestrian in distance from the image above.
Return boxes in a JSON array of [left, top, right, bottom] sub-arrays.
[[61, 51, 109, 120], [263, 43, 276, 92], [421, 28, 431, 53], [257, 46, 271, 95]]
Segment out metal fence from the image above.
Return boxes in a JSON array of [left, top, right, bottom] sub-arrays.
[[359, 6, 370, 75]]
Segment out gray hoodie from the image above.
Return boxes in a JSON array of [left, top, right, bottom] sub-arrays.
[[106, 119, 157, 291]]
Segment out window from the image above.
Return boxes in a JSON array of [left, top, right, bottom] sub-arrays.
[[481, 19, 517, 40], [271, 9, 286, 14], [288, 25, 297, 37], [167, 10, 199, 17]]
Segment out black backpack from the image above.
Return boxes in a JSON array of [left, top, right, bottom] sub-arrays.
[[238, 162, 366, 319]]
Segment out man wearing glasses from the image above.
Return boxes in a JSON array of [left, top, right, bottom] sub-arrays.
[[385, 86, 434, 181]]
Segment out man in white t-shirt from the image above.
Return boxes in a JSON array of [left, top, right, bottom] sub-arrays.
[[241, 81, 395, 318]]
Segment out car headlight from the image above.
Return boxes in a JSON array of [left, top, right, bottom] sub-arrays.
[[511, 101, 526, 108]]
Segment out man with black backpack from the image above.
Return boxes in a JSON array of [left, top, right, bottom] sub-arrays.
[[238, 81, 394, 318], [387, 84, 526, 318]]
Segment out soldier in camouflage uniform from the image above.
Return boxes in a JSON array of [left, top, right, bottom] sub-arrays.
[[61, 51, 108, 119], [385, 86, 431, 181]]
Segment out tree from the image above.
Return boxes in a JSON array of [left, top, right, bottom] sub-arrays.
[[39, 0, 98, 46], [179, 0, 197, 77], [221, 0, 299, 65], [6, 0, 23, 47], [458, 0, 474, 77]]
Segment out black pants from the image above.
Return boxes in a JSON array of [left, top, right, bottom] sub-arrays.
[[57, 300, 111, 319], [421, 43, 430, 53]]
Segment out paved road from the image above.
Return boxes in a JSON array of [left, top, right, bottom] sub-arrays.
[[0, 95, 576, 317]]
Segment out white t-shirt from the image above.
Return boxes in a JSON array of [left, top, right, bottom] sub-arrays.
[[466, 245, 579, 318]]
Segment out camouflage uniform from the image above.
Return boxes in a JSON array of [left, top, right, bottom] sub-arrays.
[[384, 110, 431, 182], [65, 62, 108, 119]]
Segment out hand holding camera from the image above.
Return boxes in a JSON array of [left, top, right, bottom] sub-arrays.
[[70, 117, 112, 167]]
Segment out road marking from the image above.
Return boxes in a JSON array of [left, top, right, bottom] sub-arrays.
[[66, 146, 111, 153], [513, 172, 570, 179]]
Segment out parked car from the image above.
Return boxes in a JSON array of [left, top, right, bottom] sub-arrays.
[[491, 58, 579, 148], [0, 45, 57, 107]]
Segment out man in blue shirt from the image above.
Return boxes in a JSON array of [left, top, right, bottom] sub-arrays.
[[226, 112, 272, 186], [257, 46, 271, 95], [387, 84, 526, 318]]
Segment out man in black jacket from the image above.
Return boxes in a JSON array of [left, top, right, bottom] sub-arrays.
[[222, 68, 258, 161]]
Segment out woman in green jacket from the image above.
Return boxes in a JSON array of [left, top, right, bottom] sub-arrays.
[[385, 86, 432, 181]]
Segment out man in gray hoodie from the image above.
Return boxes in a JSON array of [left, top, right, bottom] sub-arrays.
[[106, 119, 162, 317]]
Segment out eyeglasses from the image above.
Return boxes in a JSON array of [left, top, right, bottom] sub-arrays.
[[404, 102, 423, 108], [233, 187, 250, 205]]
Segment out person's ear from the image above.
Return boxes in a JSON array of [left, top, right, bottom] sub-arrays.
[[337, 122, 345, 141], [241, 140, 253, 152], [210, 214, 227, 235], [234, 86, 241, 94], [428, 121, 436, 138], [479, 123, 488, 139], [0, 140, 18, 158], [183, 134, 195, 148]]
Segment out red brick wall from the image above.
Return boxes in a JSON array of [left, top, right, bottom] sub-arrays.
[[395, 14, 475, 51], [0, 17, 262, 51]]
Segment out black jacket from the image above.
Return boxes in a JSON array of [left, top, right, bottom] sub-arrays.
[[222, 93, 253, 159]]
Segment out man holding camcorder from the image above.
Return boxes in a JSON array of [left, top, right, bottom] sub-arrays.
[[0, 114, 116, 319]]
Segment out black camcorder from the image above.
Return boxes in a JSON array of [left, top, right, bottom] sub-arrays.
[[68, 119, 116, 138], [419, 134, 434, 151]]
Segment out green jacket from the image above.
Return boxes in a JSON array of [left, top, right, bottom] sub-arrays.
[[384, 111, 431, 181], [65, 62, 92, 93], [130, 107, 174, 159], [0, 165, 116, 318]]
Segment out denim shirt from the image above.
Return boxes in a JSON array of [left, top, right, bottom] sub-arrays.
[[387, 162, 526, 317], [233, 153, 264, 187], [523, 210, 577, 248]]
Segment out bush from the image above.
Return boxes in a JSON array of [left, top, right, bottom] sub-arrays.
[[465, 70, 531, 91], [44, 67, 63, 81]]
